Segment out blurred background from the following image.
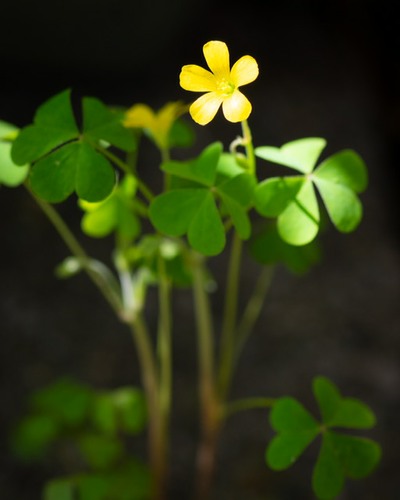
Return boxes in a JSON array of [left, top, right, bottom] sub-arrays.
[[1, 0, 399, 498]]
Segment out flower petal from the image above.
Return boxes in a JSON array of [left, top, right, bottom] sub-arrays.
[[222, 90, 252, 123], [180, 65, 217, 92], [230, 56, 259, 87], [203, 40, 230, 77], [189, 92, 223, 125], [124, 104, 155, 128]]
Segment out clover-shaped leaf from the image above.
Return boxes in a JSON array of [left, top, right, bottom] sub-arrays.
[[255, 138, 368, 245], [151, 148, 255, 254], [266, 376, 381, 499], [10, 90, 137, 203], [0, 121, 29, 187], [79, 175, 140, 242]]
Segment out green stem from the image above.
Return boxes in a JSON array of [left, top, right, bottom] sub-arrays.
[[234, 266, 274, 363], [241, 119, 256, 176], [218, 232, 243, 399], [96, 145, 155, 203], [192, 252, 220, 500], [129, 315, 166, 500], [157, 255, 172, 447], [224, 397, 275, 418], [27, 187, 123, 318]]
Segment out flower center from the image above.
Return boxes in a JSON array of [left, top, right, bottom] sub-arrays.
[[216, 78, 235, 97]]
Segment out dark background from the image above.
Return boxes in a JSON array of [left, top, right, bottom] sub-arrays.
[[1, 1, 399, 498]]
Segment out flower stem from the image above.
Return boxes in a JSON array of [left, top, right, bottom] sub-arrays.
[[241, 119, 256, 176], [157, 255, 172, 455], [27, 187, 123, 317], [129, 315, 166, 500], [96, 145, 155, 203], [234, 266, 274, 363], [192, 252, 220, 500], [224, 397, 275, 418], [218, 232, 243, 400]]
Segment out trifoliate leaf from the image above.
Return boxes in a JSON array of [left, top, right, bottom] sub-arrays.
[[255, 138, 327, 174], [29, 141, 115, 202], [82, 97, 137, 152], [11, 90, 79, 165], [220, 194, 251, 239], [216, 171, 256, 208], [265, 377, 380, 499]]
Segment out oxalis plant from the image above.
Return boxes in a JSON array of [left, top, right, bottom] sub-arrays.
[[2, 41, 381, 499]]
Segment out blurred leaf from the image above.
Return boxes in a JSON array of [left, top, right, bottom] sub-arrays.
[[0, 120, 19, 140], [32, 378, 92, 427], [106, 459, 152, 500], [43, 478, 75, 500], [249, 222, 321, 274], [112, 387, 147, 435], [11, 90, 79, 165], [78, 433, 123, 470], [162, 142, 222, 187], [77, 473, 112, 500], [11, 414, 59, 460], [0, 142, 29, 186], [29, 141, 115, 202], [219, 194, 251, 239], [82, 97, 137, 152], [79, 175, 140, 241], [255, 137, 327, 174], [91, 394, 118, 435], [168, 118, 195, 148]]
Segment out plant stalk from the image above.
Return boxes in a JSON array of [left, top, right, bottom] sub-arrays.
[[192, 253, 220, 500]]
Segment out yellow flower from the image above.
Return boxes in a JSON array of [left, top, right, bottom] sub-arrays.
[[123, 101, 187, 150], [179, 40, 259, 125]]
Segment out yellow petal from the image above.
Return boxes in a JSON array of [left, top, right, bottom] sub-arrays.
[[180, 65, 216, 92], [222, 90, 252, 123], [203, 41, 230, 77], [124, 104, 155, 128], [230, 56, 259, 87], [189, 92, 223, 125]]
